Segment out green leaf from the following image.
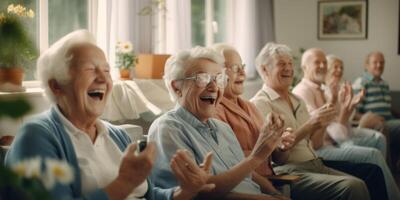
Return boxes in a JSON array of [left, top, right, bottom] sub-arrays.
[[0, 97, 32, 119]]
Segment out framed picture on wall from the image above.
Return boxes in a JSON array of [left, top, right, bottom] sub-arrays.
[[318, 0, 368, 40]]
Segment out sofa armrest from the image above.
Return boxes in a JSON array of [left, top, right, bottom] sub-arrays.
[[117, 124, 144, 142]]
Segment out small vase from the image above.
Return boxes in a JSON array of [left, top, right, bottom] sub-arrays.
[[119, 68, 132, 80], [135, 54, 170, 79], [0, 67, 24, 86]]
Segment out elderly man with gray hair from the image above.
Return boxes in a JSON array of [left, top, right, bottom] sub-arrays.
[[293, 48, 398, 200], [5, 30, 214, 200], [148, 46, 291, 200], [250, 42, 385, 200]]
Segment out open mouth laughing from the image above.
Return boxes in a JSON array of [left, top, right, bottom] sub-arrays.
[[87, 89, 105, 101], [200, 95, 217, 105]]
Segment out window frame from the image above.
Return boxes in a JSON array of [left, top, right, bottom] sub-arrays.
[[23, 0, 93, 85]]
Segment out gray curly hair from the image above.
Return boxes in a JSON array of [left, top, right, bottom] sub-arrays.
[[255, 42, 293, 81]]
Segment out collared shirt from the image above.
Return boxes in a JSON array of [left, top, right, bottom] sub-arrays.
[[292, 78, 326, 114], [216, 96, 274, 176], [55, 106, 148, 199], [250, 84, 318, 163], [353, 72, 392, 120], [293, 78, 346, 145], [148, 104, 262, 195]]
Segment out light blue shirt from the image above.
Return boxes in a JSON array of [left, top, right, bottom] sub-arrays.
[[148, 104, 262, 195]]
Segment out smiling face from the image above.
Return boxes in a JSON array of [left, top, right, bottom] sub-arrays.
[[55, 44, 112, 122], [178, 58, 224, 123], [223, 50, 246, 99], [327, 59, 343, 83], [365, 52, 385, 79], [264, 54, 294, 91], [303, 50, 327, 85]]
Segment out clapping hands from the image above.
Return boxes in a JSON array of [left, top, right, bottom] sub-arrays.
[[250, 112, 285, 163], [278, 127, 296, 151], [309, 103, 336, 128]]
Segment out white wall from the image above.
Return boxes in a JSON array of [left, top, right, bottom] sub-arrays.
[[274, 0, 400, 90]]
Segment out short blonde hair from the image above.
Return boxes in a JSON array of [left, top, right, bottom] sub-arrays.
[[326, 54, 342, 71]]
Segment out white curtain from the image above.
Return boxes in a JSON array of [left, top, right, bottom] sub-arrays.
[[92, 0, 154, 78], [225, 0, 275, 79], [154, 0, 192, 54], [90, 0, 274, 79]]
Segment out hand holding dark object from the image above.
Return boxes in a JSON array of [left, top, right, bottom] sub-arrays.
[[136, 139, 147, 154], [117, 142, 157, 191]]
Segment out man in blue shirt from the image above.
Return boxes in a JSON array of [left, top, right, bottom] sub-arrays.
[[353, 51, 400, 172]]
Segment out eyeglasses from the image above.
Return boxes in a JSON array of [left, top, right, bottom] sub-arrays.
[[178, 72, 228, 89], [227, 63, 246, 73]]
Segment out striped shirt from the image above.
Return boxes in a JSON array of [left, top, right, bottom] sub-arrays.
[[352, 72, 392, 120]]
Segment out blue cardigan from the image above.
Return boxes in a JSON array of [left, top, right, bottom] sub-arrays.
[[5, 107, 174, 200]]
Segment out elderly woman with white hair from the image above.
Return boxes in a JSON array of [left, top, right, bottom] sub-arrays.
[[148, 46, 288, 200], [5, 30, 214, 200], [324, 54, 386, 155], [249, 42, 389, 200], [210, 43, 295, 199]]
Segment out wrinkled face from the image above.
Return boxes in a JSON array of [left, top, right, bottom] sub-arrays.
[[366, 53, 385, 79], [223, 50, 246, 98], [328, 60, 344, 81], [178, 58, 224, 123], [304, 51, 327, 85], [58, 44, 112, 119], [265, 54, 294, 90]]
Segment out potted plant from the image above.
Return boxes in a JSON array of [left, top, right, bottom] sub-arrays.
[[115, 41, 138, 80], [0, 4, 37, 91], [135, 54, 170, 79]]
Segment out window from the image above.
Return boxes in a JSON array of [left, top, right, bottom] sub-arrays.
[[48, 0, 88, 45], [1, 0, 88, 80], [191, 0, 226, 47]]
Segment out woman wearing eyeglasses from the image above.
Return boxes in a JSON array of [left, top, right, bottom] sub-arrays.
[[148, 46, 287, 200], [211, 44, 295, 199]]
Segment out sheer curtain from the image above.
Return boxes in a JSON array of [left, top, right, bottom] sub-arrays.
[[154, 0, 192, 54], [90, 0, 274, 79], [225, 0, 275, 79], [92, 0, 154, 78]]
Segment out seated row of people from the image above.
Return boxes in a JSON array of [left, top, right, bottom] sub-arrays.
[[4, 29, 399, 200]]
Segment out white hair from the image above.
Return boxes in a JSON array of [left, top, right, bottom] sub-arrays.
[[36, 29, 96, 102], [326, 54, 342, 71], [210, 43, 237, 59], [255, 42, 293, 81], [163, 46, 224, 101], [300, 48, 325, 69]]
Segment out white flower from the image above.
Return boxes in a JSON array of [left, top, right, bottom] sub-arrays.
[[7, 4, 15, 13], [11, 157, 41, 179], [120, 41, 133, 53], [45, 159, 74, 185], [0, 13, 5, 23], [41, 170, 56, 190], [12, 4, 26, 16], [27, 9, 35, 18]]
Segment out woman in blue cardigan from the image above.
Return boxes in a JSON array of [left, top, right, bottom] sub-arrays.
[[5, 30, 214, 200]]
